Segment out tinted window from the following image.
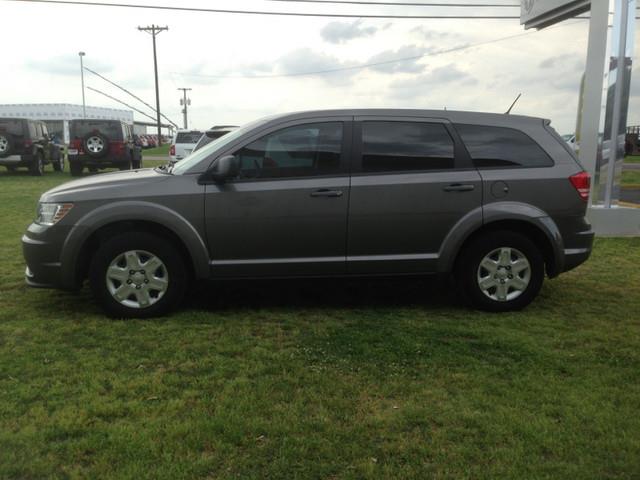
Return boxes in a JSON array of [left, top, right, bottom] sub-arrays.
[[176, 131, 203, 144], [361, 121, 454, 172], [235, 122, 343, 179], [455, 124, 553, 168], [193, 131, 228, 152], [0, 119, 25, 136], [70, 120, 123, 140]]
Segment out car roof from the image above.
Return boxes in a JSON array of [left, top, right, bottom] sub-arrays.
[[257, 108, 548, 128]]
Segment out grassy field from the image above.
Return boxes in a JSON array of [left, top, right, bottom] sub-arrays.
[[625, 155, 640, 163], [142, 144, 171, 157], [622, 169, 640, 187], [1, 168, 639, 479]]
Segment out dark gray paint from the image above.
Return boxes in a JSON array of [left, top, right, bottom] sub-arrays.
[[22, 108, 594, 290]]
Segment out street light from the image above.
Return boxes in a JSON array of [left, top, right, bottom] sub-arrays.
[[78, 51, 86, 118]]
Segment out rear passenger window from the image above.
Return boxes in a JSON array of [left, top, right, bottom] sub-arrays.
[[455, 124, 553, 168], [361, 121, 454, 172]]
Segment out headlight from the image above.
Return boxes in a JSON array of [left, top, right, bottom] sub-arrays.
[[36, 203, 74, 226]]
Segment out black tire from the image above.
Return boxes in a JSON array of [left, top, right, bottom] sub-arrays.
[[84, 132, 109, 159], [29, 152, 44, 176], [0, 133, 14, 158], [456, 230, 545, 312], [119, 159, 132, 171], [89, 231, 187, 318], [53, 155, 64, 172], [70, 161, 83, 177], [88, 166, 99, 173]]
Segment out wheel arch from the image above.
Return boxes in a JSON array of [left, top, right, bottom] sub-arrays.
[[439, 203, 564, 278], [60, 201, 210, 288]]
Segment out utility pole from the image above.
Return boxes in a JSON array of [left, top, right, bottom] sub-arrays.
[[78, 51, 86, 118], [178, 88, 192, 129], [138, 24, 168, 144]]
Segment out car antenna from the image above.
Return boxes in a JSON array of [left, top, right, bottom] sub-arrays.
[[505, 93, 522, 114]]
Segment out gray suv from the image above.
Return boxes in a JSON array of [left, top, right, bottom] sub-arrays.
[[22, 109, 594, 317]]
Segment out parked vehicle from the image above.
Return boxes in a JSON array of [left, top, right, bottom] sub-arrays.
[[0, 118, 64, 175], [562, 134, 579, 153], [169, 129, 203, 162], [67, 120, 142, 176], [23, 109, 594, 318], [192, 125, 238, 153]]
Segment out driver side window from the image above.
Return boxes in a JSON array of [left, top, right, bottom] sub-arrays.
[[234, 122, 343, 179]]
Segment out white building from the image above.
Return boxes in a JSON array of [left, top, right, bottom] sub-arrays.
[[0, 103, 133, 143]]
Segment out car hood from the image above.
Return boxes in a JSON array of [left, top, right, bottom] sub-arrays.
[[41, 168, 171, 202]]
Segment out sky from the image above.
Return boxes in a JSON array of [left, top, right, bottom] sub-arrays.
[[1, 0, 639, 134]]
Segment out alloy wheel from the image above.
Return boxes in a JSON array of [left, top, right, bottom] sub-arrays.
[[476, 247, 531, 302], [86, 136, 104, 154], [105, 250, 169, 309]]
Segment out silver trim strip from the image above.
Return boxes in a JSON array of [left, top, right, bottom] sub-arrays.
[[211, 256, 344, 266], [210, 253, 438, 266]]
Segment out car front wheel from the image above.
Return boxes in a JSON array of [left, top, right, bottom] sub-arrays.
[[89, 232, 187, 318], [457, 231, 544, 312]]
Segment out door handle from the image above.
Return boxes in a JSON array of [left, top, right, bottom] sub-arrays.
[[443, 184, 475, 192], [310, 188, 343, 198]]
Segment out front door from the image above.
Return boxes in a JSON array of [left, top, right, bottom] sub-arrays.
[[204, 118, 352, 277], [347, 117, 483, 274]]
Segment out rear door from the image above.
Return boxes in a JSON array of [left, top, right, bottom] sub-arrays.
[[347, 116, 482, 274], [204, 117, 353, 277]]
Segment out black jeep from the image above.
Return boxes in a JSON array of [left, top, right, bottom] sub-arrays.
[[68, 120, 142, 176], [0, 118, 64, 175]]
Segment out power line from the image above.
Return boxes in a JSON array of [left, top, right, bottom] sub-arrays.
[[172, 24, 571, 80], [84, 66, 178, 128], [86, 86, 159, 123], [3, 0, 523, 18], [262, 0, 519, 7]]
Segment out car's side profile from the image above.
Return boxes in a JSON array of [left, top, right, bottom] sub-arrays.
[[22, 109, 594, 317]]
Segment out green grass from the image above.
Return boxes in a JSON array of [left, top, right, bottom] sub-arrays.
[[142, 144, 170, 157], [622, 169, 640, 187], [624, 155, 640, 163], [1, 168, 639, 479]]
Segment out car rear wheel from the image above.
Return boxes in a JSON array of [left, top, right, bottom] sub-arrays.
[[89, 232, 187, 318], [457, 231, 544, 312], [53, 155, 64, 172], [119, 160, 132, 171], [29, 152, 44, 176]]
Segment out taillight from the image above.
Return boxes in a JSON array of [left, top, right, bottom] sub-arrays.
[[69, 139, 84, 153], [569, 171, 591, 202], [24, 139, 33, 148], [170, 145, 175, 156], [110, 141, 126, 156]]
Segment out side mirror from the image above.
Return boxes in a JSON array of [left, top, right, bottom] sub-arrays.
[[210, 155, 239, 183]]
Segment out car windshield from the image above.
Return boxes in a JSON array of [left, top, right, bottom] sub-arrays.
[[171, 120, 262, 175]]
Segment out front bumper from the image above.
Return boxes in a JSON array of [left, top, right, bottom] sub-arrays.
[[22, 222, 73, 289]]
